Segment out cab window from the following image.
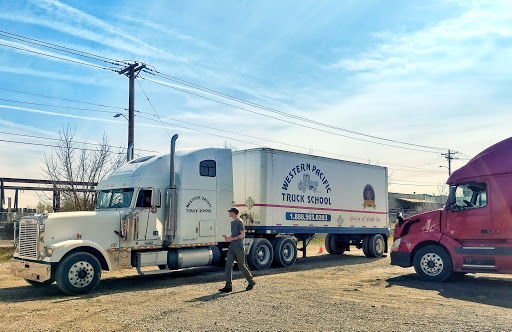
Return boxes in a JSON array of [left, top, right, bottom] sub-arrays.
[[452, 183, 487, 210], [200, 160, 216, 177], [136, 190, 152, 208]]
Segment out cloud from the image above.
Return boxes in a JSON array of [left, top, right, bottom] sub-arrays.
[[0, 0, 188, 64], [327, 1, 512, 80]]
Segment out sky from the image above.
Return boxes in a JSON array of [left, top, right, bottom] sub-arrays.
[[0, 0, 511, 208]]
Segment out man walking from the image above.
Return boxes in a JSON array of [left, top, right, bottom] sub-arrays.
[[219, 207, 255, 292]]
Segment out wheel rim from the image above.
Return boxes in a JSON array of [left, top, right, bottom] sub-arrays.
[[420, 253, 443, 276], [282, 243, 295, 262], [257, 245, 271, 265], [375, 237, 384, 255], [68, 261, 95, 288]]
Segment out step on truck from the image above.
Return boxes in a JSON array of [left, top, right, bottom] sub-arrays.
[[11, 135, 389, 295], [391, 137, 512, 281]]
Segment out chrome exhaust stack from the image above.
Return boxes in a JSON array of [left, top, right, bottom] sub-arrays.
[[164, 134, 179, 244]]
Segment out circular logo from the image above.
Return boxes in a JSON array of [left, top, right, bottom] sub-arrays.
[[151, 206, 157, 214], [363, 184, 376, 209]]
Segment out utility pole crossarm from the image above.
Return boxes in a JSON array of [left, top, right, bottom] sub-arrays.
[[441, 149, 459, 176]]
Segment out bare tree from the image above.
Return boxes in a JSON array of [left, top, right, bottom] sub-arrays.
[[41, 125, 126, 212], [222, 141, 238, 151]]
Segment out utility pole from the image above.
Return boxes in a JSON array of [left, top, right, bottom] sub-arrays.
[[441, 149, 458, 175], [118, 62, 146, 161]]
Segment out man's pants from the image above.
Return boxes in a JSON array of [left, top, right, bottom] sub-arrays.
[[225, 243, 253, 287]]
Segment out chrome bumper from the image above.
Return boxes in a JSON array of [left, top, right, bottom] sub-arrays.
[[11, 259, 52, 282]]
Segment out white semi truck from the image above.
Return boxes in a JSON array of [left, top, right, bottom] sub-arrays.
[[11, 135, 389, 295]]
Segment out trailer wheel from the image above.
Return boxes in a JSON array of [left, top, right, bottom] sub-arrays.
[[247, 238, 273, 270], [413, 245, 453, 282], [329, 234, 345, 255], [273, 237, 297, 267], [367, 234, 385, 257], [324, 234, 333, 254], [55, 252, 102, 295], [362, 236, 371, 257]]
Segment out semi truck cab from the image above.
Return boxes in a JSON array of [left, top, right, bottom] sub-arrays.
[[391, 137, 512, 281]]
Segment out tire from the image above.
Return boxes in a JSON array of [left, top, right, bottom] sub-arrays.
[[413, 245, 453, 282], [273, 237, 297, 267], [329, 234, 345, 255], [362, 236, 371, 257], [367, 234, 385, 258], [247, 238, 273, 270], [324, 234, 333, 254], [25, 278, 55, 286], [55, 252, 102, 295]]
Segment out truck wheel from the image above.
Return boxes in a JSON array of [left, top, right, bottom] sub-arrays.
[[413, 245, 453, 282], [367, 234, 385, 257], [247, 238, 273, 270], [324, 234, 333, 254], [362, 236, 371, 257], [273, 237, 297, 267], [55, 252, 102, 295], [329, 234, 345, 255], [25, 278, 55, 286]]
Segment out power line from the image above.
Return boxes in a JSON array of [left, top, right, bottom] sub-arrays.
[[144, 69, 447, 151], [0, 87, 127, 110], [0, 94, 444, 173], [0, 30, 128, 67], [0, 138, 127, 154], [0, 131, 158, 153], [0, 42, 118, 72], [136, 78, 171, 138], [139, 76, 439, 154], [0, 98, 119, 114], [135, 113, 445, 173], [0, 31, 453, 154]]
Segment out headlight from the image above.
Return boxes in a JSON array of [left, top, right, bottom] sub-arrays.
[[44, 247, 54, 256], [391, 238, 401, 251]]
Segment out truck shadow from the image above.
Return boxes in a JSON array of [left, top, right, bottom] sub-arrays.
[[386, 273, 512, 309], [0, 253, 377, 303]]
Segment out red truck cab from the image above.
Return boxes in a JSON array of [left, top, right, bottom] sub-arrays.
[[391, 137, 512, 281]]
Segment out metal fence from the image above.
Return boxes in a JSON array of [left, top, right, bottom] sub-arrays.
[[0, 211, 35, 242]]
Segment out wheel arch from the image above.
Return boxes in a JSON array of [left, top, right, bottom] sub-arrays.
[[411, 241, 452, 268], [49, 240, 112, 271]]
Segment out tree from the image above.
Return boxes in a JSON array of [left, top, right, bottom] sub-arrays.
[[36, 201, 53, 214], [41, 125, 126, 212]]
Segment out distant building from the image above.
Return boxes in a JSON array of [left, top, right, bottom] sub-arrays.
[[388, 192, 448, 222]]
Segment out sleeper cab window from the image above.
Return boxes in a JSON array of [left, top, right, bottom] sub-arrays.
[[200, 160, 216, 177]]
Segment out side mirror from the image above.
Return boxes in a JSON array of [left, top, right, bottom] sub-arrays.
[[396, 213, 404, 226], [449, 204, 457, 212], [151, 189, 161, 207]]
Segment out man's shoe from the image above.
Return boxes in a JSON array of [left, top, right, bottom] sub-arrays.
[[246, 281, 256, 291], [219, 287, 232, 293]]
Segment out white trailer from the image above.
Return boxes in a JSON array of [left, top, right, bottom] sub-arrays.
[[11, 136, 389, 295], [233, 148, 389, 269]]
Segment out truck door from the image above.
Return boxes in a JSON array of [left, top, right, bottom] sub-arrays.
[[134, 189, 152, 241], [445, 182, 491, 241], [491, 176, 512, 240]]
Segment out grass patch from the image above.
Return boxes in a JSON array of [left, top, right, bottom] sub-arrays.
[[0, 247, 14, 263]]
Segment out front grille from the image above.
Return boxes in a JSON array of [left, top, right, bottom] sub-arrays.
[[18, 219, 39, 260]]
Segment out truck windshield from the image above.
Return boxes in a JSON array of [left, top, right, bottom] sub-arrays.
[[96, 188, 135, 209]]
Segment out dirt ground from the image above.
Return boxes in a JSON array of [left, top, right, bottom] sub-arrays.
[[1, 243, 511, 331]]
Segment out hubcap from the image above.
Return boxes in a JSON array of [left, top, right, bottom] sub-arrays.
[[68, 261, 94, 288], [420, 253, 443, 276], [282, 243, 295, 262], [375, 238, 384, 255], [257, 245, 270, 265]]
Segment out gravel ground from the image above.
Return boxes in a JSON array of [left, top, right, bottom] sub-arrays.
[[1, 244, 512, 331]]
